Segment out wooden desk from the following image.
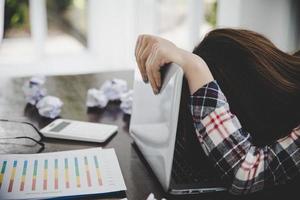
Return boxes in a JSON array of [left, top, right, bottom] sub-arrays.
[[0, 71, 166, 200], [0, 71, 228, 200]]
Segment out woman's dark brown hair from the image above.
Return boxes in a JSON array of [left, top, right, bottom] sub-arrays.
[[193, 28, 300, 146]]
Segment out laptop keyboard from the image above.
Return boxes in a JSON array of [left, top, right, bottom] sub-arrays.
[[171, 138, 213, 184], [170, 78, 221, 186]]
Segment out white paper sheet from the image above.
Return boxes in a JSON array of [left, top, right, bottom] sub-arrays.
[[0, 148, 126, 200]]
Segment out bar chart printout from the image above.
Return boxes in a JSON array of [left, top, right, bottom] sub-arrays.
[[0, 148, 126, 200]]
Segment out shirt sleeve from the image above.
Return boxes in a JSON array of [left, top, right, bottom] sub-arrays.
[[189, 80, 300, 195]]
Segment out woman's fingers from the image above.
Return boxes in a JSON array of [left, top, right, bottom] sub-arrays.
[[152, 66, 161, 91], [135, 35, 142, 58], [139, 44, 153, 82], [145, 50, 157, 94], [145, 45, 162, 94], [136, 36, 149, 82], [135, 36, 143, 70], [149, 46, 162, 90], [149, 70, 158, 94]]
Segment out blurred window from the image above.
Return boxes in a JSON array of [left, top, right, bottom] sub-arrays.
[[156, 0, 217, 49], [4, 0, 30, 38], [46, 0, 87, 47], [0, 0, 217, 75], [157, 0, 188, 35]]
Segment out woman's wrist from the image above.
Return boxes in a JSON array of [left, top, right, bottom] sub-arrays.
[[176, 49, 214, 94], [174, 49, 206, 73]]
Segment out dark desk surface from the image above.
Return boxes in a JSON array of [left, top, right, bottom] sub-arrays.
[[0, 71, 228, 200]]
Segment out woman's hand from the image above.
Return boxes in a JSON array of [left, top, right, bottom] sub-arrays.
[[135, 35, 182, 94], [135, 35, 214, 94]]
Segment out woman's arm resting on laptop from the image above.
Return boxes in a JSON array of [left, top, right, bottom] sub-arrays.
[[189, 81, 300, 195], [135, 34, 213, 94]]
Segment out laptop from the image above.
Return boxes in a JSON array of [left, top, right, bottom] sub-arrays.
[[130, 63, 227, 195]]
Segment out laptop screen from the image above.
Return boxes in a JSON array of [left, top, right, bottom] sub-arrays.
[[130, 64, 184, 191], [130, 64, 225, 192]]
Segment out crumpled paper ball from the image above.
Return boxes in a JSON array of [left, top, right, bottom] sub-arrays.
[[86, 88, 109, 108], [100, 79, 128, 101], [22, 76, 47, 105], [30, 76, 46, 85], [36, 96, 63, 118], [120, 90, 133, 115]]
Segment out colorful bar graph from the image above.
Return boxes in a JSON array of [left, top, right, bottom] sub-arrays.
[[64, 158, 70, 188], [0, 148, 125, 200], [0, 160, 7, 189], [20, 160, 28, 191], [8, 160, 17, 192], [84, 157, 92, 187], [43, 160, 48, 190], [54, 159, 59, 189], [74, 157, 80, 187], [93, 156, 103, 186], [32, 160, 38, 190]]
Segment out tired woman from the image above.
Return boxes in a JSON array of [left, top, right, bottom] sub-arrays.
[[134, 28, 300, 196]]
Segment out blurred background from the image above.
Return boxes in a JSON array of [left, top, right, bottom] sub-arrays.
[[0, 0, 299, 77]]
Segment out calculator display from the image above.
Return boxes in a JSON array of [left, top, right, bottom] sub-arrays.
[[49, 121, 71, 132]]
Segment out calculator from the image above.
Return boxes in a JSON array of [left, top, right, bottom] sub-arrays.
[[40, 119, 118, 143]]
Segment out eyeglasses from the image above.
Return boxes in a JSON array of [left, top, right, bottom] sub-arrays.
[[0, 119, 45, 154]]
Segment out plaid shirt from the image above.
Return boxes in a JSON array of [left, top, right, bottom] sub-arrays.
[[189, 81, 300, 195]]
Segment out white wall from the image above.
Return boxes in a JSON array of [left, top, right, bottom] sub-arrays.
[[217, 0, 299, 52], [217, 0, 241, 27]]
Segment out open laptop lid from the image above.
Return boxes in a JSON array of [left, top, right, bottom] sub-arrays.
[[130, 63, 183, 191]]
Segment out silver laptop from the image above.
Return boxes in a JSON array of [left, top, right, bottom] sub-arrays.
[[130, 63, 227, 195]]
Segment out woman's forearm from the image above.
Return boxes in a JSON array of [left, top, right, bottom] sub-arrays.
[[176, 49, 214, 94]]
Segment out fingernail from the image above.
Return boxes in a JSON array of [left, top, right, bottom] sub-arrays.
[[154, 89, 159, 95], [143, 77, 148, 83]]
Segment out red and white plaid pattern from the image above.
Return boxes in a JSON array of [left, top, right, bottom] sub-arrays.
[[190, 81, 300, 195]]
